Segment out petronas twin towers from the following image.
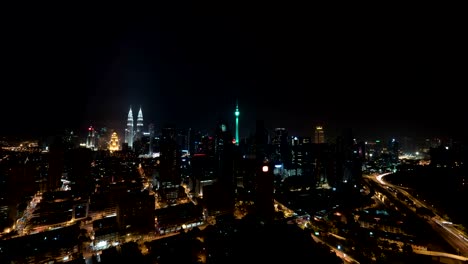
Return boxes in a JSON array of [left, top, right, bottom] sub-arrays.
[[124, 106, 144, 148]]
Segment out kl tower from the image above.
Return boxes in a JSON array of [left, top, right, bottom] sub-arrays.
[[234, 100, 240, 146]]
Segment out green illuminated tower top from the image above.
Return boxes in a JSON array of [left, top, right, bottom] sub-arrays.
[[235, 101, 240, 146]]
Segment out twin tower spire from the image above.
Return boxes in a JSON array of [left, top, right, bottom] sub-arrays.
[[124, 101, 240, 149], [125, 106, 143, 148]]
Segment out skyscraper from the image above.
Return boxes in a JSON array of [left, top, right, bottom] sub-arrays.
[[136, 106, 144, 134], [85, 126, 96, 150], [314, 126, 325, 144], [148, 123, 155, 155], [134, 106, 144, 143], [125, 107, 134, 148], [109, 132, 120, 152], [159, 126, 181, 203], [255, 120, 274, 222], [272, 128, 291, 168], [203, 120, 235, 216], [47, 136, 64, 192]]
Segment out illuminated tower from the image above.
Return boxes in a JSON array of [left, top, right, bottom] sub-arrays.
[[109, 132, 120, 152], [234, 101, 240, 146], [125, 107, 134, 148], [314, 126, 325, 144], [86, 126, 96, 149], [148, 123, 155, 155], [136, 106, 144, 133]]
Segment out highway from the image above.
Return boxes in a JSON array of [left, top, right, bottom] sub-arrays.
[[413, 249, 468, 261], [11, 192, 42, 236], [310, 234, 360, 264], [274, 200, 359, 264], [370, 173, 468, 257]]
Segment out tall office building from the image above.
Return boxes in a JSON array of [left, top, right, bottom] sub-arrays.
[[132, 106, 144, 144], [203, 120, 235, 216], [85, 126, 96, 150], [109, 132, 120, 152], [125, 107, 134, 148], [159, 126, 181, 203], [255, 120, 274, 222], [136, 107, 144, 135], [69, 148, 92, 194], [47, 136, 64, 192], [335, 128, 362, 187], [314, 126, 325, 144], [148, 123, 155, 155], [272, 128, 291, 168]]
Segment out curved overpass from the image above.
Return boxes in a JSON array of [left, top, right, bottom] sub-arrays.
[[371, 173, 468, 257], [414, 250, 468, 263]]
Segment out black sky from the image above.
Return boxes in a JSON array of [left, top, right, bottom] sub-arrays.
[[2, 4, 467, 141]]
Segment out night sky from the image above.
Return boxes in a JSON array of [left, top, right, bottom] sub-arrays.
[[2, 5, 467, 141]]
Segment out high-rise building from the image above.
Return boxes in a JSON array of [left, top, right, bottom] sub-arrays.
[[314, 126, 325, 144], [148, 123, 155, 155], [136, 106, 144, 138], [272, 128, 291, 168], [109, 132, 120, 152], [125, 107, 134, 148], [69, 148, 92, 194], [335, 128, 362, 187], [116, 190, 155, 233], [86, 126, 96, 150], [255, 120, 274, 222], [159, 126, 181, 203], [47, 136, 64, 192], [202, 120, 236, 217], [214, 120, 235, 214]]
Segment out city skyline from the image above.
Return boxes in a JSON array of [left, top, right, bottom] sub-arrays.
[[1, 5, 467, 264], [2, 6, 466, 140]]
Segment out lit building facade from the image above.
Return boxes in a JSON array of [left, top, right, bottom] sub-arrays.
[[314, 126, 325, 144], [125, 107, 134, 148], [109, 132, 120, 152], [135, 107, 144, 141], [86, 126, 97, 150], [124, 106, 147, 150]]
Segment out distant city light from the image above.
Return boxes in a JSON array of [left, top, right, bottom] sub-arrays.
[[262, 165, 269, 172], [96, 241, 107, 248]]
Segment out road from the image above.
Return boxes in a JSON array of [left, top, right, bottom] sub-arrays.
[[413, 249, 468, 261], [311, 234, 360, 264], [370, 173, 468, 257], [274, 200, 360, 263]]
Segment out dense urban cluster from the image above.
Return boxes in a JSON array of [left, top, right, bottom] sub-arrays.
[[0, 106, 467, 264]]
